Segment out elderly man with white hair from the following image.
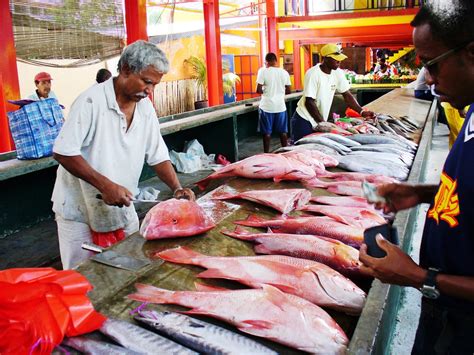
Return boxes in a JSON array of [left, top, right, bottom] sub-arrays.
[[52, 40, 195, 269]]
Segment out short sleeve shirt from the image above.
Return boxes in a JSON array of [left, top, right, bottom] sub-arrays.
[[256, 66, 291, 113], [295, 64, 350, 128], [51, 78, 170, 232]]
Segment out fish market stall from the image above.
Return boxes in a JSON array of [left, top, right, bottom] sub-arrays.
[[68, 88, 436, 354]]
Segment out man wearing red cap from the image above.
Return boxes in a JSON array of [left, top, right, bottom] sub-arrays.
[[290, 43, 375, 141], [28, 72, 58, 100]]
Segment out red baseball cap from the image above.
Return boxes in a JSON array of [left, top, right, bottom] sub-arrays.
[[34, 72, 52, 82]]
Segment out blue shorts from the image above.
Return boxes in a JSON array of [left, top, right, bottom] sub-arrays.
[[290, 111, 313, 142], [258, 109, 288, 135]]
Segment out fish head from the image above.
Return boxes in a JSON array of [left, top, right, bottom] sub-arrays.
[[140, 199, 215, 239]]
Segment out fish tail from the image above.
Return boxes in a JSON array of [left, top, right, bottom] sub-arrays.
[[304, 177, 326, 188], [196, 177, 211, 190], [234, 214, 267, 227], [211, 191, 237, 200], [221, 226, 255, 240], [194, 282, 228, 292], [157, 246, 203, 264], [128, 283, 176, 304]]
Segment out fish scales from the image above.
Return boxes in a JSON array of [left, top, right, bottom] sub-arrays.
[[62, 336, 143, 355], [275, 143, 341, 159], [296, 136, 352, 155], [99, 318, 197, 355], [320, 133, 361, 147], [135, 310, 277, 355]]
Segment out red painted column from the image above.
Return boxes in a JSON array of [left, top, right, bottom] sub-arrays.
[[0, 2, 20, 152], [124, 0, 148, 44], [293, 40, 302, 90], [203, 0, 223, 106], [258, 1, 266, 66], [266, 0, 279, 58]]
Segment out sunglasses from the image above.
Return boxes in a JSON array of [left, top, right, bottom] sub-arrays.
[[421, 41, 471, 74]]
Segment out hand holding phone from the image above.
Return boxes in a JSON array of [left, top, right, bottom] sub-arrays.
[[363, 224, 399, 258]]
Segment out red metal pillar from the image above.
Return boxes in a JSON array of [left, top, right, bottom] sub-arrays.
[[293, 40, 302, 90], [124, 0, 148, 44], [203, 0, 223, 106], [266, 0, 279, 58], [258, 1, 266, 66], [0, 2, 20, 152]]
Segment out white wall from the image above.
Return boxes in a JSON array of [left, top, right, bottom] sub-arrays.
[[17, 57, 119, 117]]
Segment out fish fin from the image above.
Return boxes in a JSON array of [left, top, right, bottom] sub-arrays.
[[265, 283, 298, 294], [262, 284, 288, 311], [195, 177, 211, 190], [158, 246, 203, 264], [234, 214, 266, 227], [254, 244, 272, 255], [128, 283, 174, 304], [266, 227, 275, 233], [303, 178, 326, 188], [221, 226, 253, 240], [360, 210, 386, 224], [197, 268, 236, 280], [234, 225, 251, 234], [239, 320, 274, 330], [211, 191, 237, 200], [194, 282, 228, 292]]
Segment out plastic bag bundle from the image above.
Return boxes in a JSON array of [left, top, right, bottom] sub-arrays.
[[0, 268, 105, 354]]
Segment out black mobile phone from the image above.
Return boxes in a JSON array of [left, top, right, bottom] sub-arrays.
[[363, 224, 399, 258]]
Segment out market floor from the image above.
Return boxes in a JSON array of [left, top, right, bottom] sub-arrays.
[[388, 122, 450, 353]]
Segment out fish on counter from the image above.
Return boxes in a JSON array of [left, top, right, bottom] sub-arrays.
[[295, 136, 352, 155], [99, 317, 197, 355], [337, 154, 410, 181], [278, 147, 339, 167], [347, 133, 417, 152], [135, 310, 277, 355], [195, 154, 315, 190], [280, 150, 326, 173], [157, 246, 366, 314], [317, 170, 398, 184], [318, 133, 362, 147], [211, 188, 311, 214], [234, 214, 364, 248], [140, 198, 215, 240], [300, 204, 386, 229], [274, 143, 341, 160], [222, 226, 365, 277], [310, 195, 374, 209], [62, 336, 143, 355], [305, 178, 364, 197], [128, 283, 349, 354]]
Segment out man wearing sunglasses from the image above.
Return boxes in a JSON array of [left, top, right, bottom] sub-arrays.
[[290, 43, 375, 141], [359, 1, 474, 353]]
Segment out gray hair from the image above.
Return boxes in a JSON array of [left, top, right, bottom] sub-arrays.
[[117, 40, 170, 74]]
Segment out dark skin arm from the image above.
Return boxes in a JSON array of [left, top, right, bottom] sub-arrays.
[[359, 235, 474, 302], [152, 160, 195, 201], [305, 97, 325, 124], [341, 91, 376, 119], [54, 153, 133, 207], [285, 85, 291, 95], [256, 83, 264, 95], [375, 183, 439, 213]]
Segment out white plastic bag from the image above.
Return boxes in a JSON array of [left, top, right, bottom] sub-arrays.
[[169, 150, 202, 173], [184, 139, 206, 156]]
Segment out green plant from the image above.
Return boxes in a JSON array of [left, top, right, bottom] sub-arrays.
[[184, 56, 207, 99], [222, 72, 241, 97]]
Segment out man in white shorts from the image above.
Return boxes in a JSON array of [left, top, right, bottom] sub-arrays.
[[52, 40, 195, 269]]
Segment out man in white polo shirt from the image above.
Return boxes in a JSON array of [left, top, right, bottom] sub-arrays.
[[52, 40, 195, 269], [256, 52, 291, 152], [290, 43, 375, 141]]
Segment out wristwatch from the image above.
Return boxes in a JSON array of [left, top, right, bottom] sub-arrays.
[[420, 267, 440, 299]]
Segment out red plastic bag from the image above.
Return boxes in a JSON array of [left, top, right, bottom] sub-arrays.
[[0, 268, 105, 354], [345, 107, 362, 118], [91, 229, 125, 248]]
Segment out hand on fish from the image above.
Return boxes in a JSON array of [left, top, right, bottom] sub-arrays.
[[359, 234, 426, 287], [173, 187, 195, 201], [360, 109, 376, 121], [101, 182, 134, 207], [374, 183, 422, 213]]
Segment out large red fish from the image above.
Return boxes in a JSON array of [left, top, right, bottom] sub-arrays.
[[310, 195, 373, 209], [317, 171, 397, 184], [196, 154, 315, 190], [157, 246, 366, 314], [140, 199, 215, 240], [235, 214, 364, 248], [128, 283, 348, 354], [222, 226, 364, 277], [212, 188, 311, 214]]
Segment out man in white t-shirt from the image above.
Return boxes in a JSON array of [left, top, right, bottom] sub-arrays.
[[290, 43, 375, 141], [256, 52, 291, 152], [52, 40, 195, 269]]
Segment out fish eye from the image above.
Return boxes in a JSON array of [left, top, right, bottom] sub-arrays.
[[172, 219, 178, 224]]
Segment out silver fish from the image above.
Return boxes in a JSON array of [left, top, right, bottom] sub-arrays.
[[320, 133, 361, 147], [135, 310, 277, 355], [338, 155, 409, 180], [296, 136, 352, 155], [63, 336, 143, 355], [275, 143, 341, 158], [100, 318, 197, 355]]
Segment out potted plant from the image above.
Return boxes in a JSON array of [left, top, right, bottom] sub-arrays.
[[184, 56, 208, 109], [222, 72, 241, 102]]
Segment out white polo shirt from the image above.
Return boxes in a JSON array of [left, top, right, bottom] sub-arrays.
[[256, 66, 291, 113], [295, 64, 350, 128], [52, 78, 170, 232]]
